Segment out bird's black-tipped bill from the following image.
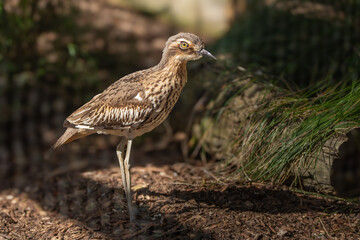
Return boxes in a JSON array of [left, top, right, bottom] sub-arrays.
[[199, 49, 216, 60]]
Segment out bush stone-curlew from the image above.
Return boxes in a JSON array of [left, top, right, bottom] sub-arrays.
[[53, 32, 216, 222]]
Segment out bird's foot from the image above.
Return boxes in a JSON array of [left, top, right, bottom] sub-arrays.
[[128, 205, 156, 231]]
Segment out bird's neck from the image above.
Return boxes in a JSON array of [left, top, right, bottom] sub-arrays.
[[146, 57, 188, 104], [156, 57, 188, 84], [157, 54, 187, 70]]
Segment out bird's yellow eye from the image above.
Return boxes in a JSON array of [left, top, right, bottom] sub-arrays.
[[179, 41, 189, 50]]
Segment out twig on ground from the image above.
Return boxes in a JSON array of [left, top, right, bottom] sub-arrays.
[[201, 168, 220, 182], [9, 209, 18, 223], [319, 217, 332, 239]]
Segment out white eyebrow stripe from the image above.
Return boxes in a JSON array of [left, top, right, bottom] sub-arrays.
[[177, 38, 190, 43]]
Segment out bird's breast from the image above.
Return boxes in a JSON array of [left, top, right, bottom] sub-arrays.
[[146, 72, 187, 111], [124, 63, 188, 139]]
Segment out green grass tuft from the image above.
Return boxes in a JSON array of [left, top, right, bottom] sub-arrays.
[[236, 80, 360, 184]]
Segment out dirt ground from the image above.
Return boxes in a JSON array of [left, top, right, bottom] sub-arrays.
[[1, 142, 359, 240]]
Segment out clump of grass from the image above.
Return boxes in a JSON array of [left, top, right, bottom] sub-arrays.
[[232, 80, 360, 184]]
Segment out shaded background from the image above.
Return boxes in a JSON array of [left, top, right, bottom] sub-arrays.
[[1, 0, 359, 192]]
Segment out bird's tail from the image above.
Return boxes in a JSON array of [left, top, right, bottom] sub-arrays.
[[52, 128, 92, 149]]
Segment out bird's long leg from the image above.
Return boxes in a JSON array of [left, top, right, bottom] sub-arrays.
[[124, 139, 136, 222], [116, 137, 135, 221]]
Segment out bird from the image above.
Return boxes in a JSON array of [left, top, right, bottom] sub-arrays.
[[53, 32, 216, 222]]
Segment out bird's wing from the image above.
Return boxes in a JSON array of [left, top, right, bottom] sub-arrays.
[[64, 74, 154, 130]]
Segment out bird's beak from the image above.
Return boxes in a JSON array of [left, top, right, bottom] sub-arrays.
[[199, 49, 216, 60]]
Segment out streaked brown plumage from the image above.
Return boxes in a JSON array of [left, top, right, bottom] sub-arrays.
[[53, 32, 215, 222]]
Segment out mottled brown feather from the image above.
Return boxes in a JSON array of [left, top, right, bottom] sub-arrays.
[[52, 128, 91, 149], [65, 70, 154, 129]]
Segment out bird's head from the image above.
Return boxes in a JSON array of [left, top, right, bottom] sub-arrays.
[[160, 32, 216, 64]]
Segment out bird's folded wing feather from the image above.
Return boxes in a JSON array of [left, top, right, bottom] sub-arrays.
[[64, 80, 154, 129]]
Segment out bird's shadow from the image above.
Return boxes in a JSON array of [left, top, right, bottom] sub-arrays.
[[17, 167, 212, 239], [0, 143, 214, 239], [140, 185, 357, 216]]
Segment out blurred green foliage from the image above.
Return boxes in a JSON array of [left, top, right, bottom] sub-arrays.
[[215, 0, 360, 88], [0, 0, 102, 100]]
